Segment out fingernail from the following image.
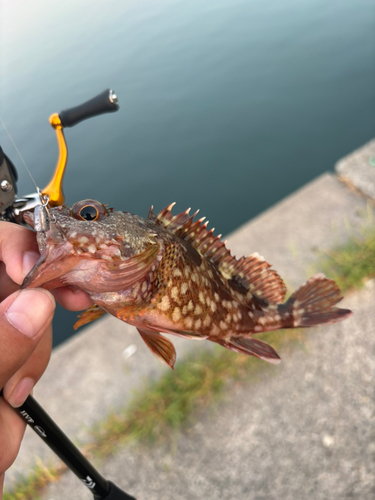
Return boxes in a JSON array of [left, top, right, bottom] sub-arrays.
[[5, 289, 55, 338], [8, 377, 35, 408], [22, 251, 40, 277]]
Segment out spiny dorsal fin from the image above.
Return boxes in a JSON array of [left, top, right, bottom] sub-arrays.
[[149, 204, 286, 303]]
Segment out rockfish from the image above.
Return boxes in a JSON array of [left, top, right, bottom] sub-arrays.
[[22, 200, 352, 368]]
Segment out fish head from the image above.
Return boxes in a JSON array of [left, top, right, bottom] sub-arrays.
[[22, 199, 159, 292]]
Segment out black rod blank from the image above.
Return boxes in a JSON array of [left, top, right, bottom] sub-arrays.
[[0, 389, 136, 500]]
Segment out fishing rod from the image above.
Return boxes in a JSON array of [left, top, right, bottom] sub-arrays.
[[0, 90, 136, 500]]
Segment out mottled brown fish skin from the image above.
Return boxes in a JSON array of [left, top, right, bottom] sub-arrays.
[[113, 237, 255, 337], [22, 200, 352, 367]]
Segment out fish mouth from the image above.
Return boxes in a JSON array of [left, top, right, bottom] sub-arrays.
[[21, 212, 79, 290], [21, 243, 82, 290]]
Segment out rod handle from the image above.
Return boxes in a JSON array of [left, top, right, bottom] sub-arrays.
[[59, 89, 119, 128]]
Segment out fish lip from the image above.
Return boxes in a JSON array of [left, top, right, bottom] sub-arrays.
[[21, 250, 48, 289]]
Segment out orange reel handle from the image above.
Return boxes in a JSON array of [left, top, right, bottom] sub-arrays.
[[42, 89, 119, 207]]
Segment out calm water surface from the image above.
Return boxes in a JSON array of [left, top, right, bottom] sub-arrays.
[[1, 0, 374, 345]]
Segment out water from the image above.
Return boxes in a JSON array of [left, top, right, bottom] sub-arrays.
[[1, 0, 374, 346]]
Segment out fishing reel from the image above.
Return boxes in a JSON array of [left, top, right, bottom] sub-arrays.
[[0, 89, 119, 225]]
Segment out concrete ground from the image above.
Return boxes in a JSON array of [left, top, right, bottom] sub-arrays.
[[5, 141, 375, 499]]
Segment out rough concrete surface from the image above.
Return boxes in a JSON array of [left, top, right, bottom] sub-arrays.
[[335, 138, 375, 201], [5, 166, 375, 498]]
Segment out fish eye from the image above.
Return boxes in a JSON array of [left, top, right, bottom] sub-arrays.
[[70, 200, 107, 221]]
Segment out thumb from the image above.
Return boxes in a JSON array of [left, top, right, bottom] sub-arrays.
[[0, 289, 55, 400]]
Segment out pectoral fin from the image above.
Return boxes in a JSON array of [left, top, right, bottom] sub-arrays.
[[137, 328, 176, 369], [86, 244, 160, 292], [74, 304, 107, 330]]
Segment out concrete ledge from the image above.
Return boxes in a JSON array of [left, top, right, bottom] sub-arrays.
[[335, 138, 375, 201]]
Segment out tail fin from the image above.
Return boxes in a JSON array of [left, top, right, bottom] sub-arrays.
[[283, 274, 352, 327]]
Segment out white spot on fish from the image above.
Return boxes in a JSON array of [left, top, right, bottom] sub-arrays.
[[185, 317, 193, 329], [195, 318, 201, 329], [220, 321, 228, 330], [199, 291, 205, 304], [194, 305, 202, 316], [188, 300, 194, 311], [158, 295, 170, 312], [203, 316, 211, 327], [173, 268, 182, 277], [88, 244, 96, 254], [79, 236, 89, 244], [172, 307, 181, 322], [181, 283, 188, 294], [171, 286, 179, 301]]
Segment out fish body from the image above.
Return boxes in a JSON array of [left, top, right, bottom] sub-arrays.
[[23, 199, 352, 368]]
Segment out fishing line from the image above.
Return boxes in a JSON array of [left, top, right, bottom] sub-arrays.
[[0, 116, 39, 191]]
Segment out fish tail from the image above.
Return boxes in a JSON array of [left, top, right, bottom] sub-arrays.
[[217, 275, 352, 364], [280, 273, 352, 328]]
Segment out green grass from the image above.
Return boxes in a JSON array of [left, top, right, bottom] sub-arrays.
[[3, 460, 64, 500], [318, 227, 375, 293], [88, 328, 304, 457]]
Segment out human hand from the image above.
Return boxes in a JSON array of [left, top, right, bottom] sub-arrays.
[[0, 222, 92, 495]]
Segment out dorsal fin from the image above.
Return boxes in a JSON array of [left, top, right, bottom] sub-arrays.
[[229, 253, 287, 303], [149, 204, 286, 303]]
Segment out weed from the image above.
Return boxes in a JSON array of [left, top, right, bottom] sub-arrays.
[[318, 228, 375, 292]]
